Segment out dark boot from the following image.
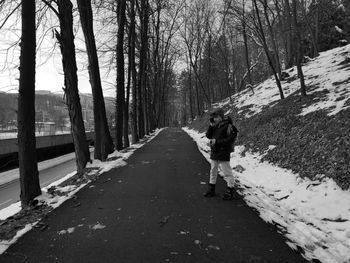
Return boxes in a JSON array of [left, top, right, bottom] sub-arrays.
[[204, 184, 216, 197], [222, 187, 235, 200]]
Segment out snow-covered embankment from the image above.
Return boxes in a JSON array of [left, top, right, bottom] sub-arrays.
[[183, 127, 350, 263]]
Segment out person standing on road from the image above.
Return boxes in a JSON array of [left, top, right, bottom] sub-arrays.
[[204, 109, 238, 200]]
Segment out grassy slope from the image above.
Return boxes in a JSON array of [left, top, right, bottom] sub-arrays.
[[188, 46, 350, 190]]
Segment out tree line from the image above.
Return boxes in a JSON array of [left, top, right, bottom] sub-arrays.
[[0, 0, 181, 206], [175, 0, 350, 122], [0, 0, 349, 206]]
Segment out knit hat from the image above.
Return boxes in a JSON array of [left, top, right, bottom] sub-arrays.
[[210, 109, 224, 119]]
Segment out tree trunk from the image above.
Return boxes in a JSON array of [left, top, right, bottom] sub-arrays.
[[18, 0, 41, 207], [300, 0, 318, 57], [190, 58, 210, 106], [253, 0, 285, 100], [138, 0, 149, 138], [314, 4, 320, 57], [144, 73, 150, 133], [188, 64, 194, 121], [144, 47, 150, 133], [183, 89, 187, 124], [195, 78, 200, 116], [291, 0, 307, 97], [284, 0, 295, 68], [56, 0, 90, 174], [207, 34, 212, 103], [242, 0, 252, 84], [116, 0, 126, 150], [129, 0, 138, 143], [77, 0, 114, 161], [153, 2, 161, 128], [262, 0, 282, 79], [124, 52, 131, 148]]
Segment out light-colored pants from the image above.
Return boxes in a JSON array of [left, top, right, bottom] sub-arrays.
[[210, 160, 235, 188]]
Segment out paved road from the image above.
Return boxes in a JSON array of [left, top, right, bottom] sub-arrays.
[[1, 128, 307, 263], [0, 159, 77, 210]]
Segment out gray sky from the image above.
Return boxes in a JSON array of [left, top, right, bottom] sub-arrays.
[[0, 2, 116, 97]]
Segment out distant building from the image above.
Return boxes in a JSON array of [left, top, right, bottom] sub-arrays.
[[36, 122, 56, 135], [36, 90, 52, 95], [5, 120, 17, 131]]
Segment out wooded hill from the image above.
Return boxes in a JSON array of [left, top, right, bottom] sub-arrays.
[[188, 44, 350, 190]]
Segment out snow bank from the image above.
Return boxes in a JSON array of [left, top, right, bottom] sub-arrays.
[[0, 128, 164, 254], [215, 44, 350, 118], [183, 127, 350, 263]]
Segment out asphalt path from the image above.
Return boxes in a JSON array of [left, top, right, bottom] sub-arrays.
[[1, 128, 307, 263]]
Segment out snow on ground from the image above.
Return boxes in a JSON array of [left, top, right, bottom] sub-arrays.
[[0, 223, 37, 254], [0, 202, 22, 221], [183, 127, 350, 263], [214, 44, 350, 118], [298, 46, 350, 116], [90, 222, 106, 230], [0, 128, 164, 254], [58, 227, 75, 235]]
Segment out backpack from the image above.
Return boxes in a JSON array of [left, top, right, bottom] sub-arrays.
[[225, 116, 238, 152]]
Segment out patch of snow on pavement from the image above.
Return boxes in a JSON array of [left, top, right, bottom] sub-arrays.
[[183, 127, 350, 263], [90, 223, 106, 230], [90, 159, 128, 174], [58, 227, 75, 235]]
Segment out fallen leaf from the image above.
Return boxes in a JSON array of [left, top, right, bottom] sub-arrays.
[[159, 216, 170, 227]]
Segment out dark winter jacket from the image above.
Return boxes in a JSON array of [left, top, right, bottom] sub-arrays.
[[206, 117, 238, 162]]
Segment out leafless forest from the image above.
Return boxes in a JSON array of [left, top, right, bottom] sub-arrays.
[[0, 0, 348, 205]]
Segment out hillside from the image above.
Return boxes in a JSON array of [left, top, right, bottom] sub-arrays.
[[185, 45, 350, 262], [189, 44, 350, 190], [0, 91, 115, 134]]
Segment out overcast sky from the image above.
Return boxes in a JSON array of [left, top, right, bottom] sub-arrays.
[[0, 2, 116, 97]]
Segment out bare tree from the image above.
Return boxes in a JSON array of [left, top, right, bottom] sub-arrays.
[[260, 0, 282, 79], [282, 0, 295, 68], [55, 0, 90, 173], [180, 0, 211, 110], [291, 0, 307, 97], [300, 0, 318, 57], [128, 0, 139, 143], [148, 0, 185, 127], [137, 0, 149, 138], [18, 0, 41, 206], [252, 0, 284, 100], [241, 0, 252, 85], [77, 0, 114, 160], [115, 0, 126, 150]]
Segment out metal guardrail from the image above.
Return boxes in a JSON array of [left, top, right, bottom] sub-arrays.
[[0, 132, 94, 156]]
